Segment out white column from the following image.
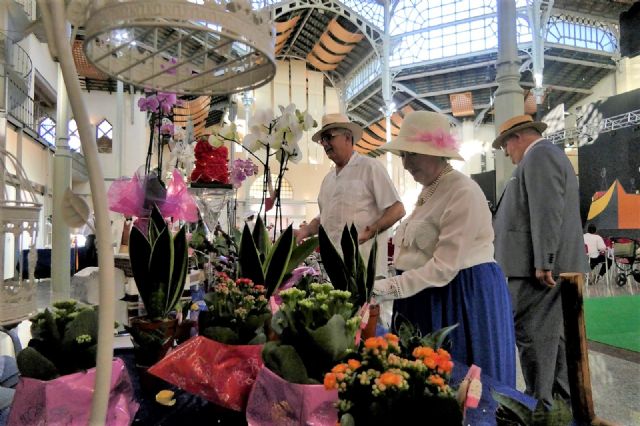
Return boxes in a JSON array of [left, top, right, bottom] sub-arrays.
[[51, 64, 72, 300], [494, 0, 524, 195], [116, 80, 124, 177]]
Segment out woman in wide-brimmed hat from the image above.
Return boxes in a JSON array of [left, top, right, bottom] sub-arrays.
[[373, 111, 516, 386]]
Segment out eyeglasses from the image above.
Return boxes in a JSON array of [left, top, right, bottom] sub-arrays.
[[320, 132, 345, 144]]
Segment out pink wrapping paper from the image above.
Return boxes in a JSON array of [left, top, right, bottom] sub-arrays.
[[108, 169, 197, 222], [245, 367, 338, 426], [148, 336, 263, 411], [7, 358, 138, 426]]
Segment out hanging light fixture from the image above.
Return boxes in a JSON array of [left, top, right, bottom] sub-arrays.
[[83, 0, 276, 95]]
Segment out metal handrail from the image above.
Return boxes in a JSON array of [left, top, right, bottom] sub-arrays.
[[7, 78, 52, 137], [0, 31, 33, 84]]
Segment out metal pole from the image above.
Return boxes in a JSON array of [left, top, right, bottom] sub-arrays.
[[51, 63, 72, 300], [494, 0, 524, 196]]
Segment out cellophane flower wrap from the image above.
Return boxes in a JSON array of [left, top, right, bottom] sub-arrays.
[[245, 364, 337, 426], [245, 283, 360, 425], [324, 333, 463, 425], [148, 275, 270, 411], [7, 357, 138, 426], [148, 336, 262, 411]]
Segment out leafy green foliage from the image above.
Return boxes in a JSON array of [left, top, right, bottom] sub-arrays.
[[129, 204, 188, 320], [17, 301, 101, 380], [396, 320, 458, 356], [238, 216, 318, 298], [264, 284, 361, 384], [493, 392, 572, 426]]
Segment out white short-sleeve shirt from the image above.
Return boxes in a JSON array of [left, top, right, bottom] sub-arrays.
[[318, 152, 401, 277]]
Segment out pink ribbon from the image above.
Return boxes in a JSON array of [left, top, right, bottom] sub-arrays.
[[354, 302, 370, 346], [406, 128, 459, 151]]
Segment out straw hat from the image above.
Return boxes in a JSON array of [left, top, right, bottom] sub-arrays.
[[311, 113, 363, 143], [380, 111, 463, 161], [492, 114, 547, 149]]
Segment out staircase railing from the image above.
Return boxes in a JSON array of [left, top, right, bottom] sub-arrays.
[[0, 31, 33, 86]]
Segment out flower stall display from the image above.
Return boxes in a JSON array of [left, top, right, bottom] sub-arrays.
[[149, 218, 318, 412], [10, 301, 138, 425], [324, 333, 464, 426]]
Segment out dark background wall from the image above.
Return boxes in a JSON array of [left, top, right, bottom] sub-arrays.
[[577, 88, 640, 225]]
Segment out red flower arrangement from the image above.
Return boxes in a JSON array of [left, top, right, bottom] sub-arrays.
[[190, 138, 230, 184]]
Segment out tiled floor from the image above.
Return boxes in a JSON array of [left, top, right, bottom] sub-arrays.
[[31, 278, 640, 425]]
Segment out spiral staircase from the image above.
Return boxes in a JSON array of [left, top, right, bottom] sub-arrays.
[[1, 0, 88, 182]]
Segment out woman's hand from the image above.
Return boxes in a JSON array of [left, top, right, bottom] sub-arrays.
[[373, 277, 401, 301]]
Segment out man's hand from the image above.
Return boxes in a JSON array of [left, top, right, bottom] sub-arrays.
[[358, 225, 376, 244], [535, 269, 556, 288], [294, 227, 307, 245]]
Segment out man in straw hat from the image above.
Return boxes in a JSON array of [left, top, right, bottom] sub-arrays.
[[372, 110, 516, 386], [492, 114, 588, 407], [294, 112, 405, 283]]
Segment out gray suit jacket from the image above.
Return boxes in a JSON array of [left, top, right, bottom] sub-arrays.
[[493, 139, 588, 277]]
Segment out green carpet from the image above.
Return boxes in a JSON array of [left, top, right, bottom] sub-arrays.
[[583, 295, 640, 353]]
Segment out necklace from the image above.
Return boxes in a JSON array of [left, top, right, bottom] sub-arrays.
[[416, 164, 453, 207]]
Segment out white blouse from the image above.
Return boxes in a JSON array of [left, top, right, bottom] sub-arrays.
[[376, 170, 496, 299]]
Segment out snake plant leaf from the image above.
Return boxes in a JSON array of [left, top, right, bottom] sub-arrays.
[[129, 225, 152, 311], [349, 224, 365, 299], [284, 236, 319, 276], [492, 390, 533, 424], [319, 225, 348, 290], [147, 227, 172, 319], [239, 223, 265, 285], [340, 225, 355, 282], [364, 235, 378, 306], [252, 215, 272, 257], [264, 226, 294, 298], [166, 225, 188, 317], [149, 204, 165, 243]]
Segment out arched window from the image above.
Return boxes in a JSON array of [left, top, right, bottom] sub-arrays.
[[68, 119, 81, 151], [38, 117, 56, 145], [96, 119, 113, 153], [249, 174, 293, 200]]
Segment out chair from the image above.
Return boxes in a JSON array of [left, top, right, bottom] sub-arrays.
[[611, 239, 639, 289]]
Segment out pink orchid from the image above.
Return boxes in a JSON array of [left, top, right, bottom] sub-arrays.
[[407, 128, 459, 151], [137, 96, 159, 113]]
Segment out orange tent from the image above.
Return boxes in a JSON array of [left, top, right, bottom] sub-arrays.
[[587, 180, 640, 236]]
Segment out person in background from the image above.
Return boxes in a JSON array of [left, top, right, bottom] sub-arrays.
[[492, 114, 588, 407], [372, 111, 516, 386], [583, 223, 612, 280], [294, 113, 405, 326]]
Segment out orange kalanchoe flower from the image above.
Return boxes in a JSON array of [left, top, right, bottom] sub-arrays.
[[413, 346, 435, 359], [347, 359, 361, 370], [428, 374, 446, 389], [384, 333, 400, 344], [324, 372, 337, 390], [332, 363, 348, 374], [364, 336, 388, 350], [379, 371, 403, 387]]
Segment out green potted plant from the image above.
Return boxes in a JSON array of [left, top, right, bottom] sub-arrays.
[[126, 204, 188, 367], [10, 301, 138, 425]]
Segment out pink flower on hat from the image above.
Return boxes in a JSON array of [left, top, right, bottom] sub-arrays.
[[407, 128, 459, 151]]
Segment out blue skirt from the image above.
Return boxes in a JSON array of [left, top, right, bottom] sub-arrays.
[[393, 262, 516, 387]]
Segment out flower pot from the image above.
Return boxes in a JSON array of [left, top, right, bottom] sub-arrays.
[[362, 304, 380, 340], [128, 316, 178, 367]]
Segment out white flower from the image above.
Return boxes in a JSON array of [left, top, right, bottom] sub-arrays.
[[208, 134, 223, 147], [301, 110, 315, 131], [252, 108, 274, 127], [220, 123, 239, 142], [242, 132, 262, 152]]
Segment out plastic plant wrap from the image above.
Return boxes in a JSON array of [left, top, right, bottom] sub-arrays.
[[108, 169, 197, 223], [148, 336, 262, 411], [7, 358, 138, 425], [245, 366, 337, 425]]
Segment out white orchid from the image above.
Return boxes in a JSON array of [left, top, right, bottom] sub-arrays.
[[219, 122, 239, 142], [208, 133, 224, 148], [252, 108, 274, 127]]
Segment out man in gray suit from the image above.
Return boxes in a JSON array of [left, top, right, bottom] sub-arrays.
[[492, 115, 588, 407]]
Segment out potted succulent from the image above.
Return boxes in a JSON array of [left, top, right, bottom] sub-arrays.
[[11, 301, 138, 425], [126, 204, 188, 368]]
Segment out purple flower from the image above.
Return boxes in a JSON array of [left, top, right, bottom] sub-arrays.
[[159, 122, 174, 135]]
